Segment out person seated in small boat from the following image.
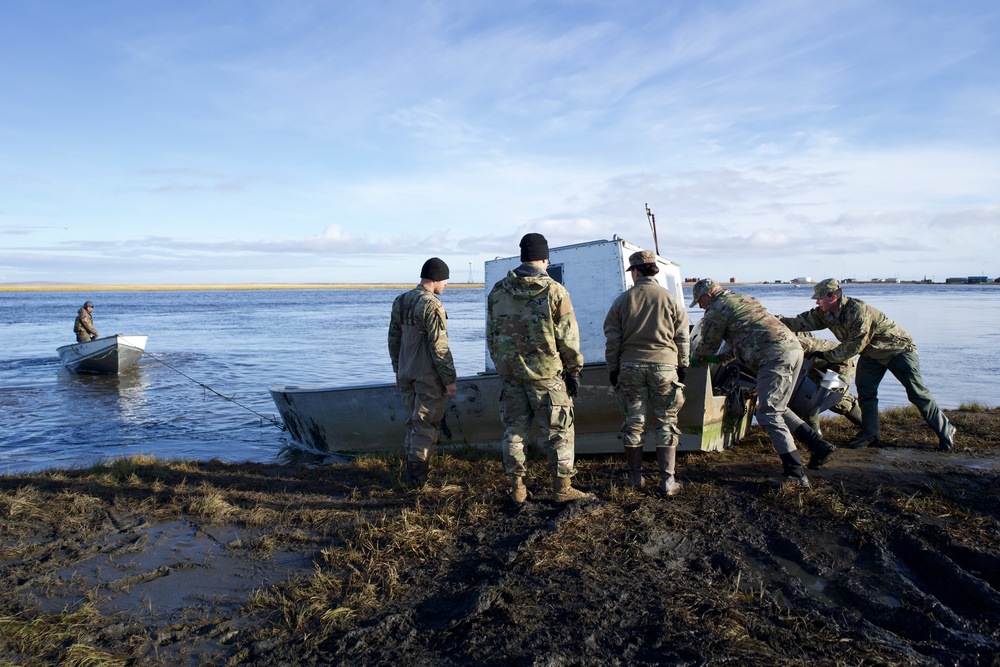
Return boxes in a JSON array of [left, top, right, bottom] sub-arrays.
[[74, 301, 99, 342]]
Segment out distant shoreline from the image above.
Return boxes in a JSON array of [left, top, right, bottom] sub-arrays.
[[0, 283, 487, 292], [0, 280, 996, 293]]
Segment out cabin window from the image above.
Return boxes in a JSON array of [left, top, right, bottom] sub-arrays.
[[547, 263, 564, 285]]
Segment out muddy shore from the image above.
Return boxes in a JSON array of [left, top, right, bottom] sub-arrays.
[[2, 405, 998, 666]]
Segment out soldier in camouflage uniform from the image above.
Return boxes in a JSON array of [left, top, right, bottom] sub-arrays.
[[604, 249, 689, 495], [794, 333, 862, 433], [73, 301, 98, 342], [486, 233, 592, 504], [690, 279, 836, 486], [780, 279, 955, 451], [388, 258, 458, 486]]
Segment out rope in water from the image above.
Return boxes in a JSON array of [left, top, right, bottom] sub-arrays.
[[140, 349, 286, 431]]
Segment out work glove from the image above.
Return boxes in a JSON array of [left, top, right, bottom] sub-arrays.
[[609, 370, 619, 387], [689, 353, 719, 368], [805, 350, 826, 361], [564, 372, 581, 398], [676, 367, 688, 383]]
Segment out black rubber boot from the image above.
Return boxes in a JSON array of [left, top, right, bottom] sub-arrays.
[[624, 445, 644, 488], [406, 459, 429, 488], [847, 432, 880, 449], [778, 451, 810, 488], [792, 424, 836, 469]]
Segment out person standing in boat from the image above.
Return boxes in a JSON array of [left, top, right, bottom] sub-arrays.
[[486, 232, 592, 504], [780, 279, 956, 451], [73, 301, 99, 342], [603, 249, 690, 495], [689, 279, 835, 488], [387, 258, 458, 487]]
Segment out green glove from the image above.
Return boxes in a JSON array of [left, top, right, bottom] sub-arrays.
[[690, 353, 720, 368]]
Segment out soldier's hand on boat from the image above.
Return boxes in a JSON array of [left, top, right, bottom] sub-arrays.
[[609, 370, 619, 387], [445, 383, 457, 398], [689, 353, 720, 368], [677, 367, 688, 383], [805, 350, 826, 361], [563, 372, 581, 398]]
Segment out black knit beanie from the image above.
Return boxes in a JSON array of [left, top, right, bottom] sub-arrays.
[[519, 233, 549, 262], [420, 257, 450, 281]]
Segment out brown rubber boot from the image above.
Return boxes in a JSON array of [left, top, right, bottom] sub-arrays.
[[552, 477, 594, 502], [655, 446, 683, 496], [624, 445, 644, 488], [510, 476, 528, 504]]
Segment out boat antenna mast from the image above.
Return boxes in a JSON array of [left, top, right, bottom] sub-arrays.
[[645, 203, 660, 255]]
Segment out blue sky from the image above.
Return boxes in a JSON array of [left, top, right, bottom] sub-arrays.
[[1, 0, 998, 284]]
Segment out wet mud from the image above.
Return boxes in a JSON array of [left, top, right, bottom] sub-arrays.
[[1, 405, 999, 666]]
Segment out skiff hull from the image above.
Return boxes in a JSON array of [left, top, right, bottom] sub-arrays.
[[269, 363, 751, 455], [56, 335, 148, 374]]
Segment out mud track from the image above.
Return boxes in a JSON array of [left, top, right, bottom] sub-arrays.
[[2, 406, 999, 666]]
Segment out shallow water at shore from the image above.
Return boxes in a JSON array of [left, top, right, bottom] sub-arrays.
[[1, 283, 997, 473]]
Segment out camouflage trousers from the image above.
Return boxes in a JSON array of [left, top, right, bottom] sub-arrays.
[[398, 376, 447, 464], [499, 375, 576, 479], [614, 363, 685, 449], [755, 349, 804, 456]]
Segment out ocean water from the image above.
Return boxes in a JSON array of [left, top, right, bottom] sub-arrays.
[[1, 283, 997, 474]]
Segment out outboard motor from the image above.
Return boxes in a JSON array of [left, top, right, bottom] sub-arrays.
[[789, 360, 848, 417]]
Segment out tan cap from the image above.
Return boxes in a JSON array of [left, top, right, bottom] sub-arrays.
[[628, 249, 657, 268], [689, 278, 719, 307]]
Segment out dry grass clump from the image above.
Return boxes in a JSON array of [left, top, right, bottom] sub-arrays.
[[0, 604, 130, 667], [879, 405, 922, 425], [183, 484, 238, 522], [529, 505, 619, 572]]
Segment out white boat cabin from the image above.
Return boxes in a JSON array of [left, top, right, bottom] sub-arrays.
[[483, 237, 684, 372]]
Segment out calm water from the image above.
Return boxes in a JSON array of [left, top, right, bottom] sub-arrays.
[[1, 284, 997, 474]]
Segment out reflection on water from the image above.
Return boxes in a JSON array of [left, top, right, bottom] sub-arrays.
[[57, 366, 154, 429], [0, 284, 997, 474]]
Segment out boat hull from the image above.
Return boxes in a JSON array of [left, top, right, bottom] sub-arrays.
[[270, 362, 752, 455], [56, 335, 148, 374]]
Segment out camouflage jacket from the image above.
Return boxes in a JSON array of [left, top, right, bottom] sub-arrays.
[[486, 264, 583, 381], [692, 289, 798, 372], [604, 276, 690, 373], [780, 297, 914, 363], [387, 285, 457, 385], [73, 308, 98, 338], [796, 332, 857, 380]]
